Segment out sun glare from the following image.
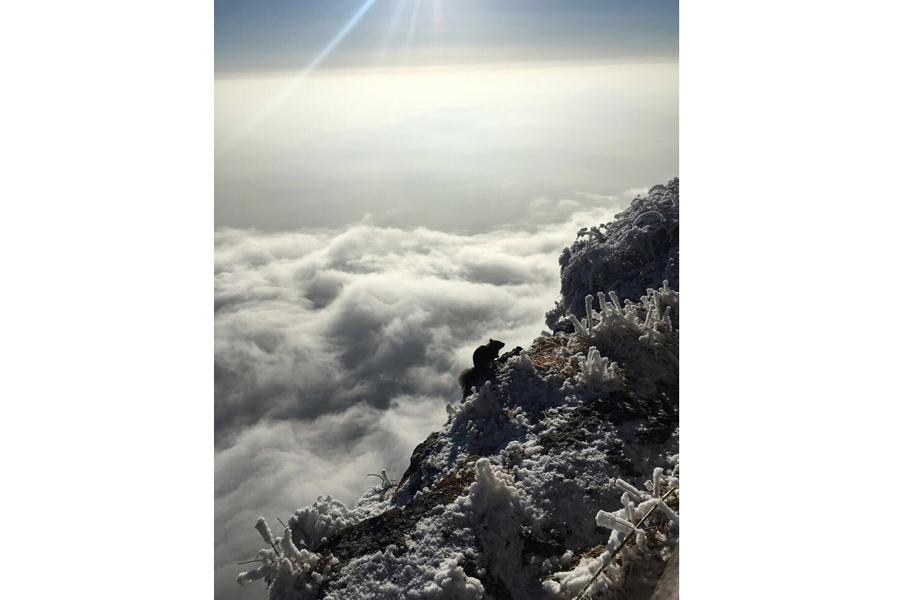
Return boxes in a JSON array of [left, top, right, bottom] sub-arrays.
[[218, 0, 381, 154]]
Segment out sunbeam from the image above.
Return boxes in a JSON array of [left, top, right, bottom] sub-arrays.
[[378, 0, 408, 66], [217, 0, 380, 155], [431, 0, 443, 61], [401, 0, 422, 68]]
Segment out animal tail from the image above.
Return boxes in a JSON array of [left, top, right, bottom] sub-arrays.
[[458, 367, 476, 392]]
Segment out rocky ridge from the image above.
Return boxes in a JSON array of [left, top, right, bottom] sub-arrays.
[[237, 179, 680, 600]]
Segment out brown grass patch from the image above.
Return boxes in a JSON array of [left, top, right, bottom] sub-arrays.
[[528, 336, 587, 378]]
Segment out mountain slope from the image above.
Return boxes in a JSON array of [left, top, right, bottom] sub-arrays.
[[236, 179, 680, 600]]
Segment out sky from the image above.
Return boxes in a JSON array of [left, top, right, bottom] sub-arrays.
[[215, 0, 678, 233], [215, 2, 678, 598], [215, 1, 678, 73]]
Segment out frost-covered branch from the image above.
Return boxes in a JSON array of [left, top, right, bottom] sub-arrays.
[[367, 469, 395, 489], [571, 486, 678, 600], [546, 459, 680, 600]]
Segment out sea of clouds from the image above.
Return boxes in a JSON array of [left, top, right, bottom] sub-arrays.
[[213, 194, 646, 599]]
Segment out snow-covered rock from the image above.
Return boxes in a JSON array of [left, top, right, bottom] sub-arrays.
[[237, 180, 680, 599], [547, 178, 679, 330]]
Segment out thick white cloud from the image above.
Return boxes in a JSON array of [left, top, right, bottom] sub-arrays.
[[213, 199, 639, 599]]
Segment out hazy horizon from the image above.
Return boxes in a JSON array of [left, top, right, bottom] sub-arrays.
[[215, 0, 678, 234], [216, 60, 677, 233]]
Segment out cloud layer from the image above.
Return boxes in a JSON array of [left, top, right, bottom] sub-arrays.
[[213, 198, 638, 599], [215, 62, 678, 232]]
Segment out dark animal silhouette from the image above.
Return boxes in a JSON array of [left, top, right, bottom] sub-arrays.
[[458, 339, 505, 393]]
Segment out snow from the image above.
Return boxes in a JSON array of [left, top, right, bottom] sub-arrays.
[[236, 559, 275, 587], [614, 479, 649, 504], [255, 517, 276, 547], [654, 499, 679, 526], [420, 557, 484, 599], [506, 351, 536, 373], [289, 496, 359, 550], [546, 178, 679, 329], [234, 179, 680, 599]]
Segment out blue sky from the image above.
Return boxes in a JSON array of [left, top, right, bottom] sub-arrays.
[[215, 0, 678, 72]]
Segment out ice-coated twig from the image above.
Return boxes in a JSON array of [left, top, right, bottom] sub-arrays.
[[655, 498, 679, 525], [621, 492, 634, 523], [567, 314, 588, 337], [236, 563, 275, 586], [630, 210, 664, 230], [635, 530, 647, 552], [281, 526, 312, 569], [595, 510, 636, 533], [652, 468, 664, 498], [597, 292, 609, 315], [255, 517, 281, 556], [585, 295, 594, 335], [367, 470, 395, 489], [608, 291, 621, 314], [614, 478, 649, 503], [255, 517, 275, 546], [573, 486, 678, 600]]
